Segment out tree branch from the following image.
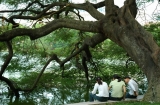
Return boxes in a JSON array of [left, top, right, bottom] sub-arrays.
[[0, 1, 105, 26], [0, 41, 13, 76], [84, 1, 104, 20], [60, 33, 107, 66], [29, 54, 61, 90], [105, 0, 114, 15], [0, 19, 100, 41], [1, 76, 20, 97], [121, 0, 137, 19]]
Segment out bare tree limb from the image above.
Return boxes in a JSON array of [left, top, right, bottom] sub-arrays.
[[60, 33, 107, 66], [125, 0, 137, 18], [0, 41, 13, 76], [85, 1, 104, 20], [0, 1, 105, 26], [105, 0, 114, 15], [29, 54, 61, 90], [0, 19, 101, 41]]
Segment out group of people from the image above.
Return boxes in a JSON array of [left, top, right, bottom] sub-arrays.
[[89, 74, 139, 102]]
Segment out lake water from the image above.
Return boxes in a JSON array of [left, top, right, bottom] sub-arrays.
[[0, 52, 147, 105], [0, 53, 92, 105], [0, 83, 90, 105]]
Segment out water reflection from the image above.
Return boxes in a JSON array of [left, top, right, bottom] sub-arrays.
[[0, 82, 90, 105]]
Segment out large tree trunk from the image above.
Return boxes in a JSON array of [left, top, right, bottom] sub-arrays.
[[143, 72, 160, 102], [102, 0, 160, 102]]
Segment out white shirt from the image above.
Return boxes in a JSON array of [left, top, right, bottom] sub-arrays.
[[128, 79, 138, 95], [92, 81, 109, 97]]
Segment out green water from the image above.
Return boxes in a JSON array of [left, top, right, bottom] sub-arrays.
[[0, 81, 91, 105]]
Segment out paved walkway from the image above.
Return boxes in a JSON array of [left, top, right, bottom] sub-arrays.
[[66, 95, 144, 105]]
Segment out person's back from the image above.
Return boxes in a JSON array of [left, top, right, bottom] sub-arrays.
[[90, 77, 109, 102], [97, 81, 109, 97], [124, 76, 138, 98], [110, 79, 125, 97], [109, 74, 126, 101], [128, 79, 139, 97]]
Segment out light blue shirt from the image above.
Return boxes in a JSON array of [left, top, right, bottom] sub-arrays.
[[128, 79, 138, 95]]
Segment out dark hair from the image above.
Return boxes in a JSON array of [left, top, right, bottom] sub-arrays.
[[113, 74, 121, 82], [96, 77, 102, 85], [124, 76, 138, 85], [124, 76, 131, 79]]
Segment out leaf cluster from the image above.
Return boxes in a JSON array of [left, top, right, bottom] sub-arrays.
[[144, 22, 160, 45]]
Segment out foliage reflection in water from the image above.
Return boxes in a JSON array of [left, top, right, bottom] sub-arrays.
[[0, 78, 90, 105]]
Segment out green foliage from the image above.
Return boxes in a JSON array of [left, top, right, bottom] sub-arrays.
[[0, 42, 6, 51], [137, 0, 155, 3], [156, 16, 160, 20], [99, 39, 126, 59], [144, 22, 160, 45]]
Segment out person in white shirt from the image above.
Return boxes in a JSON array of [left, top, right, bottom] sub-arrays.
[[124, 76, 138, 98], [89, 77, 109, 102]]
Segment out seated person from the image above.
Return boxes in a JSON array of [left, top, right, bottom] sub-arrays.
[[108, 74, 126, 101], [124, 76, 138, 98], [89, 77, 109, 102]]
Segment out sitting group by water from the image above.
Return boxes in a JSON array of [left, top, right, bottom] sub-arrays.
[[89, 74, 139, 102]]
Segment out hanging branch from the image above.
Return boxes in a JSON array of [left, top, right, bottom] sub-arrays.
[[0, 41, 13, 76]]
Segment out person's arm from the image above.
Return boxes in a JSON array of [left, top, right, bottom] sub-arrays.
[[108, 81, 112, 90], [134, 91, 138, 96], [92, 83, 98, 94], [129, 83, 138, 96], [108, 86, 111, 90], [122, 85, 126, 100]]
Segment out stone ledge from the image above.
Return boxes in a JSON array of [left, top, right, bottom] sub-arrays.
[[66, 95, 144, 105], [66, 101, 107, 105]]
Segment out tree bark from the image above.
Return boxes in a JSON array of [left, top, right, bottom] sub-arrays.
[[102, 0, 160, 102], [143, 72, 160, 102]]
